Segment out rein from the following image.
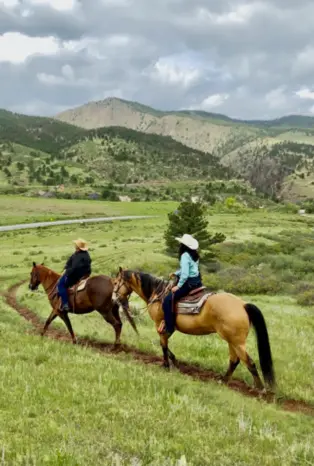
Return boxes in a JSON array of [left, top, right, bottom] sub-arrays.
[[47, 279, 59, 300], [114, 271, 173, 307], [147, 280, 173, 306]]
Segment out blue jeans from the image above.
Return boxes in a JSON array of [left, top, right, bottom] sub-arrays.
[[57, 274, 69, 307], [162, 277, 202, 334]]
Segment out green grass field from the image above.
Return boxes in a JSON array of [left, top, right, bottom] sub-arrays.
[[0, 198, 314, 465], [0, 195, 174, 226]]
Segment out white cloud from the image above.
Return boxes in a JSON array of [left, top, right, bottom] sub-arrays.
[[25, 0, 77, 11], [37, 72, 65, 85], [0, 0, 18, 7], [38, 64, 96, 87], [106, 34, 130, 47], [0, 33, 60, 63], [100, 0, 131, 6], [196, 3, 265, 26], [295, 88, 314, 100], [292, 46, 314, 76], [198, 93, 229, 110], [265, 87, 287, 109], [2, 0, 314, 118], [149, 59, 201, 89]]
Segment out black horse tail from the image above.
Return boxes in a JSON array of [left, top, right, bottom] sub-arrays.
[[244, 303, 275, 389]]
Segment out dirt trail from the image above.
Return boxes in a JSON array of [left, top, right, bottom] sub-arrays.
[[3, 281, 314, 418]]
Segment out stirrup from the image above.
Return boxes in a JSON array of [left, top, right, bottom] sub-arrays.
[[61, 304, 70, 312]]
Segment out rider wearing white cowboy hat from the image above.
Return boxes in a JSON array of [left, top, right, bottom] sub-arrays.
[[159, 233, 202, 335]]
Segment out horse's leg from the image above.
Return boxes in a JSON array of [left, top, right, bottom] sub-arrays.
[[223, 343, 240, 383], [111, 303, 123, 345], [41, 309, 58, 336], [59, 312, 77, 344], [234, 343, 264, 390], [168, 348, 177, 365], [99, 307, 122, 348], [159, 334, 170, 369]]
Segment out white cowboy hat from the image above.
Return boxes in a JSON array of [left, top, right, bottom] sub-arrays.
[[73, 238, 88, 251], [175, 234, 199, 250]]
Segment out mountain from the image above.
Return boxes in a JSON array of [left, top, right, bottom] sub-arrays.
[[0, 108, 85, 155], [0, 109, 239, 201], [55, 98, 262, 156], [55, 98, 314, 200], [55, 98, 314, 152], [0, 101, 314, 201]]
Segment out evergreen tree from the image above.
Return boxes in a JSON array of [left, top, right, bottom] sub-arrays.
[[164, 201, 225, 255]]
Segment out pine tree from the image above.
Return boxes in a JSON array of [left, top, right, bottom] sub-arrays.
[[164, 201, 225, 255]]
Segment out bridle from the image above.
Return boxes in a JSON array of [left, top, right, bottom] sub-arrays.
[[113, 274, 133, 305], [29, 266, 59, 300], [29, 268, 41, 290]]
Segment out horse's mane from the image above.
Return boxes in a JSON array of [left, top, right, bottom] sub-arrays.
[[123, 269, 168, 301], [37, 264, 61, 279]]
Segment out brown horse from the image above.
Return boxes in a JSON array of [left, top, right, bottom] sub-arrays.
[[112, 268, 275, 391], [29, 262, 137, 345]]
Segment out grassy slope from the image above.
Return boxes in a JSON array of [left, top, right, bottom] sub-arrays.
[[1, 199, 314, 464]]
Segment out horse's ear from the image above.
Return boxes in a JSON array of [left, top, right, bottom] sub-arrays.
[[119, 266, 123, 273], [41, 262, 44, 266], [33, 261, 36, 267]]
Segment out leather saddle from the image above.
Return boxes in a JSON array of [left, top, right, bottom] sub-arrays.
[[68, 276, 90, 295], [174, 286, 215, 315], [179, 286, 207, 303]]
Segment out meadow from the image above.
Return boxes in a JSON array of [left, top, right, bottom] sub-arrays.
[[0, 195, 174, 226], [0, 198, 314, 465]]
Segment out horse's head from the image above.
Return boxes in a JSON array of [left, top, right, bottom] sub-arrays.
[[112, 267, 134, 306], [29, 262, 44, 291]]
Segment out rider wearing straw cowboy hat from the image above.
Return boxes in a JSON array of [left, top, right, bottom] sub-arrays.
[[57, 238, 92, 312], [158, 233, 202, 335]]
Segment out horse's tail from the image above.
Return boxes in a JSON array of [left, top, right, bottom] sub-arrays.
[[118, 301, 139, 335], [244, 303, 275, 389]]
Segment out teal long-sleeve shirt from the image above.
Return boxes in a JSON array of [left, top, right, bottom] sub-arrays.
[[175, 252, 200, 288]]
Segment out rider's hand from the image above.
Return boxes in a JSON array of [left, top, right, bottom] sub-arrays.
[[172, 286, 179, 293]]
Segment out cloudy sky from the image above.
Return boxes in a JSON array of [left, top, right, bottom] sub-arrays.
[[1, 0, 314, 119]]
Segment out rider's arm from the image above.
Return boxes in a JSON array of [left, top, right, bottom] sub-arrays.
[[64, 255, 73, 272], [177, 253, 190, 288], [65, 254, 80, 278]]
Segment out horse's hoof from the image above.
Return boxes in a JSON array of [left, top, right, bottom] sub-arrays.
[[72, 339, 77, 345], [254, 384, 264, 392], [112, 343, 122, 352], [162, 363, 170, 370]]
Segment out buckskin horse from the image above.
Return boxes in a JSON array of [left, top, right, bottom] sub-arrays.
[[28, 262, 138, 345], [112, 267, 275, 391]]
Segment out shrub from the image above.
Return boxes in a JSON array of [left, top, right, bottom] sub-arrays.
[[206, 265, 282, 295], [164, 201, 225, 255]]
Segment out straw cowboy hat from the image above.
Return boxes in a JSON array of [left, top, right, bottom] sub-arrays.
[[73, 238, 88, 251], [175, 234, 199, 250]]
